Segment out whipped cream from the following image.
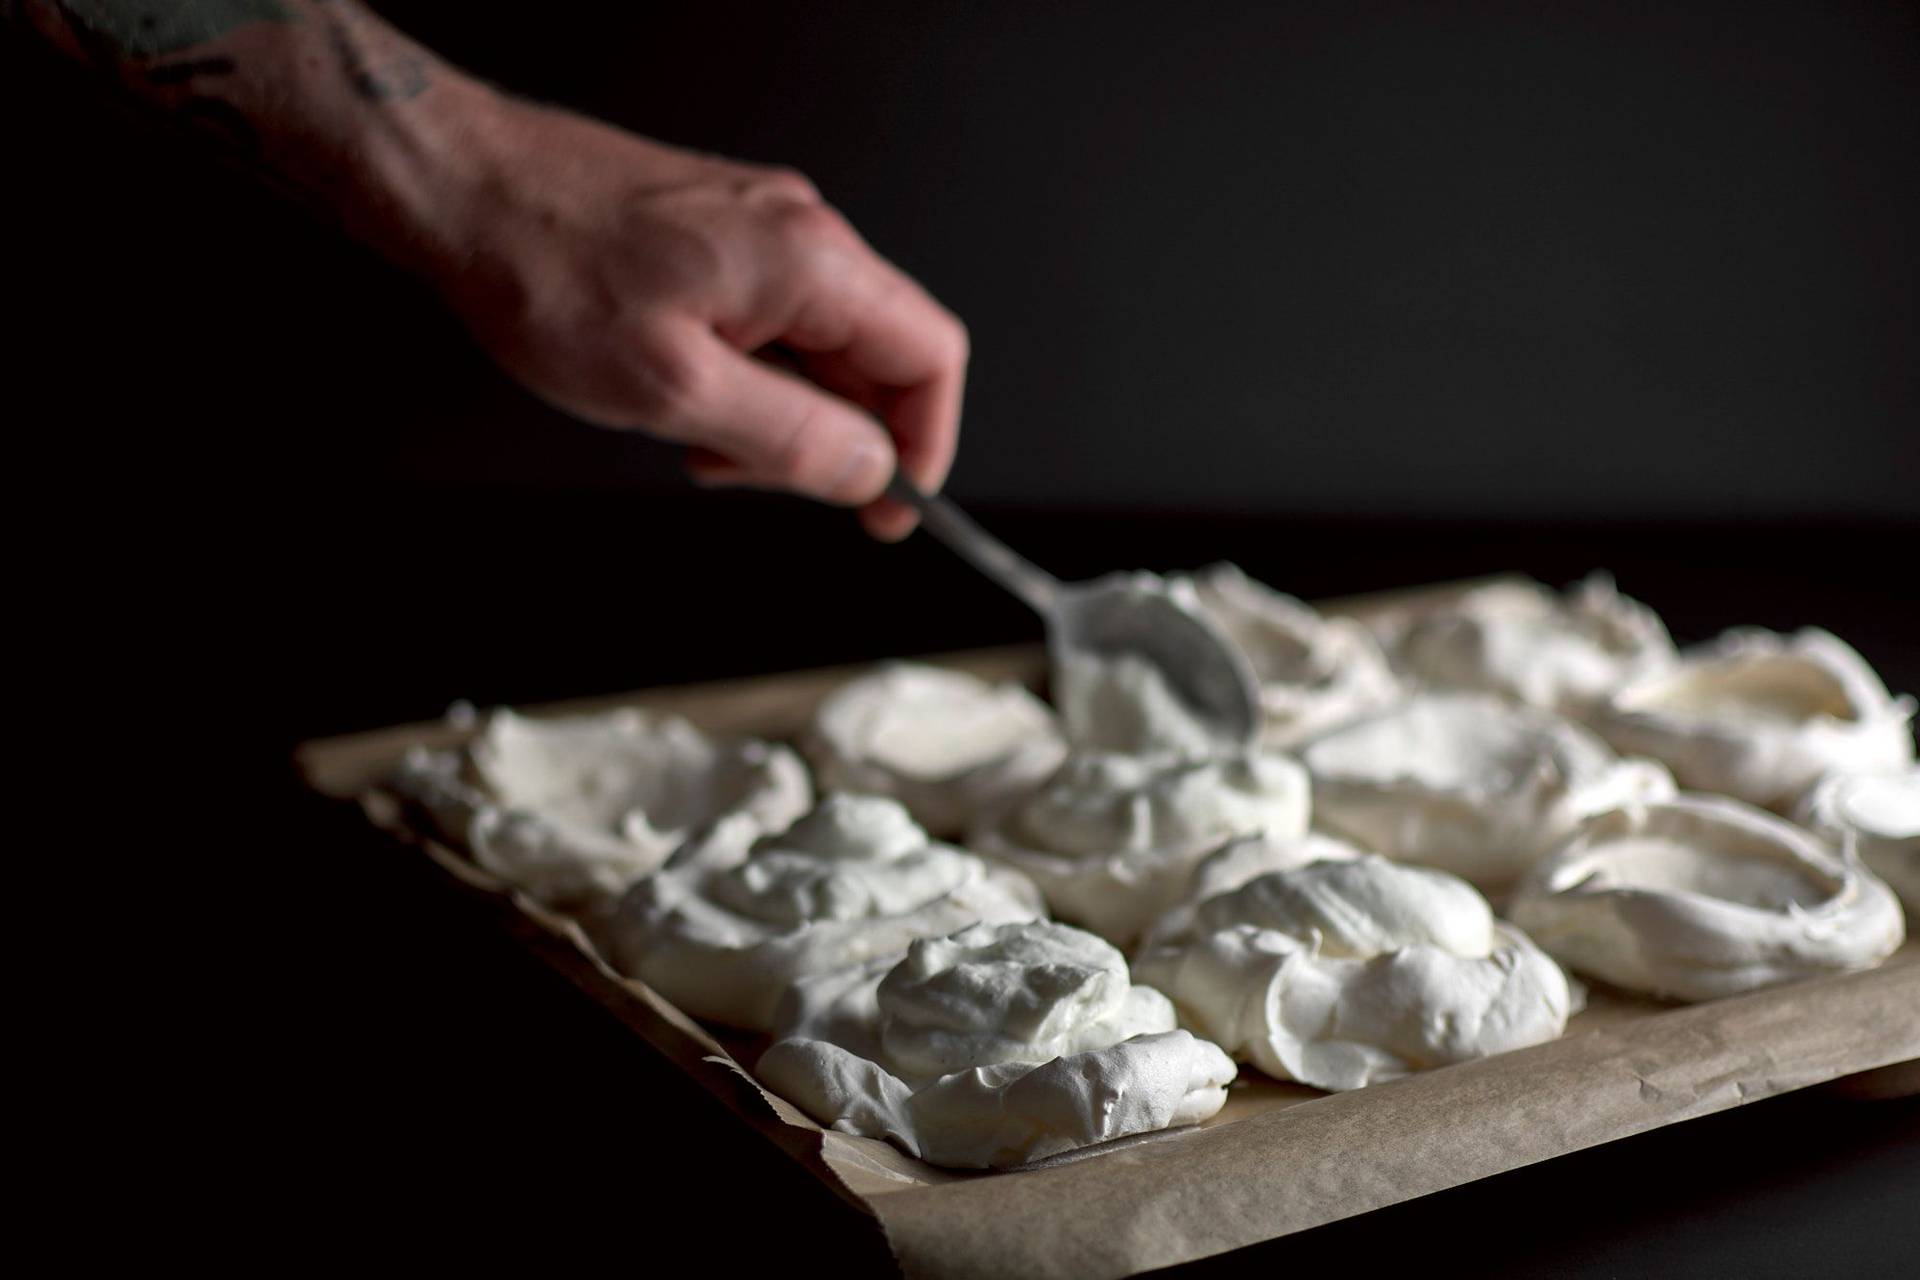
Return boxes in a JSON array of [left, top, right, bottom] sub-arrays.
[[803, 663, 1066, 838], [971, 750, 1312, 947], [1176, 563, 1401, 748], [1798, 769, 1920, 913], [1384, 574, 1675, 716], [1508, 794, 1906, 1001], [608, 794, 1045, 1030], [1135, 855, 1574, 1091], [392, 707, 811, 913], [757, 920, 1234, 1167], [1592, 628, 1916, 811], [1300, 692, 1675, 889]]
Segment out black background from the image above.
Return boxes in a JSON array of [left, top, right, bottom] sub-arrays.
[[12, 2, 1916, 518], [351, 0, 1918, 520], [7, 3, 1917, 1273]]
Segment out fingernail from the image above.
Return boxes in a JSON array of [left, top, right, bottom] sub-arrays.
[[835, 437, 894, 502]]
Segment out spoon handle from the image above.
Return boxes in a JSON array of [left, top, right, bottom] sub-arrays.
[[886, 472, 1061, 615]]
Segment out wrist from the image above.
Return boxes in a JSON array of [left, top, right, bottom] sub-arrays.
[[344, 70, 512, 279]]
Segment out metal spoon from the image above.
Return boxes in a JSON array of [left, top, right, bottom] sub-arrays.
[[885, 473, 1264, 748]]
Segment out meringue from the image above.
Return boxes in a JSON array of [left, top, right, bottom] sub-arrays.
[[391, 707, 811, 913], [1300, 693, 1675, 889], [971, 750, 1312, 947], [1141, 830, 1364, 949], [759, 1029, 1235, 1168], [1135, 856, 1575, 1091], [1592, 628, 1915, 811], [877, 922, 1181, 1079], [1384, 574, 1675, 716], [1798, 769, 1920, 912], [1508, 794, 1906, 1001], [803, 663, 1066, 838], [770, 919, 1180, 1069], [607, 793, 1044, 1030], [757, 921, 1235, 1167], [1176, 563, 1401, 747]]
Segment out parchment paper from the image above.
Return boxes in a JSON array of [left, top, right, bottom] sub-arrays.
[[298, 601, 1920, 1280]]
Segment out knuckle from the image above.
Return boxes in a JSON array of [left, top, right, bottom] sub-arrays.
[[644, 221, 727, 298], [754, 166, 821, 205], [628, 326, 714, 422], [769, 197, 853, 253]]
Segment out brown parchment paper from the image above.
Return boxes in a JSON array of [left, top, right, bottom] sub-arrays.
[[296, 586, 1920, 1280]]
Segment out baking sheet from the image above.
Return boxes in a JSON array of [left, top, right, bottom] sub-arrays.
[[296, 589, 1920, 1280]]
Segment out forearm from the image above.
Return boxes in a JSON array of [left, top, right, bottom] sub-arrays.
[[16, 0, 501, 275], [16, 1, 967, 530]]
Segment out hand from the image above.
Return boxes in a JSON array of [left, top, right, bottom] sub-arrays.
[[417, 93, 968, 539]]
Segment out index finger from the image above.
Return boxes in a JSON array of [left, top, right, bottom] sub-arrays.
[[781, 251, 969, 538]]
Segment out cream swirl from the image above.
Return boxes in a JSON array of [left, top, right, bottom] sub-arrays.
[[1135, 855, 1575, 1091], [876, 922, 1178, 1080], [1141, 830, 1363, 948], [757, 920, 1234, 1168], [971, 750, 1311, 947], [1186, 854, 1497, 957], [608, 794, 1045, 1030], [1301, 692, 1675, 889], [758, 1029, 1235, 1169]]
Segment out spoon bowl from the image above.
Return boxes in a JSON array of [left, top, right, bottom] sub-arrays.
[[885, 474, 1263, 750]]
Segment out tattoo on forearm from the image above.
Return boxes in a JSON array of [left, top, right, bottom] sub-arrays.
[[56, 0, 292, 57], [44, 1, 431, 103], [314, 0, 428, 102]]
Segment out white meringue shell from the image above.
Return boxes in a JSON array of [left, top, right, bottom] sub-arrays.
[[758, 1028, 1235, 1169], [756, 919, 1235, 1168], [1798, 769, 1920, 913], [1384, 573, 1676, 716], [802, 663, 1066, 838], [1591, 628, 1915, 811], [1507, 793, 1906, 1001], [970, 750, 1312, 948], [1135, 856, 1574, 1091], [391, 707, 811, 913], [1301, 692, 1675, 889]]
